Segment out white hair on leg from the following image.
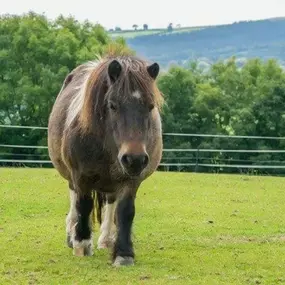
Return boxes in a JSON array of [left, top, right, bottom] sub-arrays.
[[66, 189, 78, 247], [66, 189, 94, 256], [72, 234, 94, 256], [97, 201, 117, 249]]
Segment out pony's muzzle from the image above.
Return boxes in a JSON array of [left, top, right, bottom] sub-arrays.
[[121, 153, 149, 175], [119, 143, 149, 176]]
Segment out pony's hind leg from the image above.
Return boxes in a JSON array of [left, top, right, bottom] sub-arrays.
[[97, 194, 117, 249]]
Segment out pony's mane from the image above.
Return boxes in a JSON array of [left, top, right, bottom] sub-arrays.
[[66, 54, 164, 134]]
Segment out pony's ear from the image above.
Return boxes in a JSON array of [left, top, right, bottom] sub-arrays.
[[147, 62, 159, 80], [108, 60, 122, 83]]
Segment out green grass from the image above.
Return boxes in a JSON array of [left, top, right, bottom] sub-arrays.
[[1, 168, 285, 284]]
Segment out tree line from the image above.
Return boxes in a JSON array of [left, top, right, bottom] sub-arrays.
[[110, 22, 177, 32], [158, 59, 285, 175], [1, 13, 285, 175]]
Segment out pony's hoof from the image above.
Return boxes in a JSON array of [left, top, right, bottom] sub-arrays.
[[97, 241, 108, 249], [97, 237, 114, 249], [73, 247, 85, 256], [113, 256, 134, 267], [84, 245, 94, 256], [73, 246, 93, 256], [72, 240, 94, 256]]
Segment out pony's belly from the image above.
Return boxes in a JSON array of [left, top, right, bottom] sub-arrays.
[[91, 174, 142, 194], [93, 180, 118, 193]]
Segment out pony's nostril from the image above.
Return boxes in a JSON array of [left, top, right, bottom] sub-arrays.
[[121, 154, 133, 167], [142, 155, 149, 167], [121, 153, 149, 173]]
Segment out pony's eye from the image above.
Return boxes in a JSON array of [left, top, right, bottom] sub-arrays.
[[148, 104, 154, 112]]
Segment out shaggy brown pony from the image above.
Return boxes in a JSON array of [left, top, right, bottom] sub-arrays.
[[47, 53, 164, 267]]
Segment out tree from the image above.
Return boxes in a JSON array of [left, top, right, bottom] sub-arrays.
[[143, 24, 148, 30], [132, 24, 138, 31], [157, 57, 285, 174], [167, 23, 173, 32], [158, 66, 199, 134], [0, 12, 131, 159]]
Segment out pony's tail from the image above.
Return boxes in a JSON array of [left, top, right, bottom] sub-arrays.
[[93, 191, 106, 225]]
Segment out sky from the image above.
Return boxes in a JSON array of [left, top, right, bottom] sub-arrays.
[[1, 0, 285, 30]]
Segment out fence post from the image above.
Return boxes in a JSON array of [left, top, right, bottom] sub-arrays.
[[195, 147, 200, 172]]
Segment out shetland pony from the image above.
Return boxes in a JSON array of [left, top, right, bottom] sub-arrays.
[[48, 54, 163, 267]]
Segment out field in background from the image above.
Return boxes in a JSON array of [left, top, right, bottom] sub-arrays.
[[1, 169, 285, 284], [109, 26, 204, 38]]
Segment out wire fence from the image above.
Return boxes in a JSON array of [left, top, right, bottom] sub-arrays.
[[1, 124, 285, 172]]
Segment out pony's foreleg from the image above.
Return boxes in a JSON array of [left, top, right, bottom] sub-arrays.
[[66, 186, 78, 248], [112, 191, 136, 267], [66, 180, 94, 256], [97, 195, 117, 249], [72, 192, 94, 256]]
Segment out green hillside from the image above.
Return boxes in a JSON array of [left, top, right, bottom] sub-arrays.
[[108, 26, 205, 39], [125, 17, 285, 68]]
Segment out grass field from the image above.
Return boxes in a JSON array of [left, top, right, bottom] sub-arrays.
[[1, 168, 285, 284]]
